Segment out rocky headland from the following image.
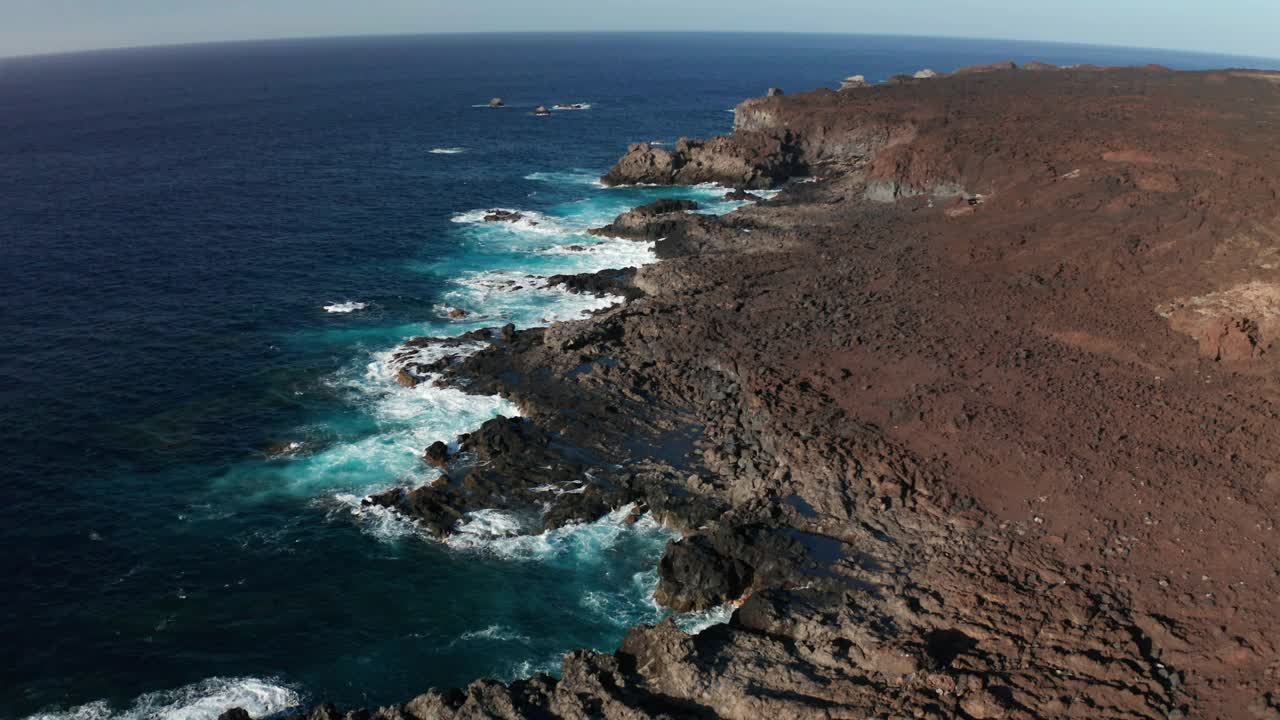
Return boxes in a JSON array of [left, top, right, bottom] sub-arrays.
[[240, 65, 1280, 719]]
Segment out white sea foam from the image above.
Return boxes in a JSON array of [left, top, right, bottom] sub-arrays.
[[458, 625, 532, 643], [366, 340, 490, 386], [675, 604, 736, 635], [429, 147, 466, 154], [550, 103, 592, 111], [445, 504, 671, 561], [323, 301, 367, 314], [446, 508, 538, 551], [450, 208, 579, 236], [441, 270, 622, 325], [534, 237, 656, 272], [530, 480, 588, 495], [330, 493, 422, 541], [24, 677, 301, 720], [500, 655, 563, 682], [242, 340, 517, 501], [524, 170, 605, 187]]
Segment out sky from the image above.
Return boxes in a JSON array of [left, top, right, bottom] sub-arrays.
[[1, 0, 1277, 61]]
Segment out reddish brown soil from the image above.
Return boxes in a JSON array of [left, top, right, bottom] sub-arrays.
[[738, 66, 1280, 719]]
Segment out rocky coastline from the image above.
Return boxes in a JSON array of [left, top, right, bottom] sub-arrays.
[[237, 65, 1280, 719]]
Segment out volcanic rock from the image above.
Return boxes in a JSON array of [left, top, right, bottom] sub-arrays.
[[280, 66, 1280, 720], [482, 210, 525, 223], [600, 133, 804, 189]]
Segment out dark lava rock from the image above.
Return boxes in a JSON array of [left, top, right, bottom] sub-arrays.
[[483, 210, 525, 223], [547, 268, 642, 301], [723, 189, 762, 202], [423, 440, 450, 468], [588, 199, 700, 241], [217, 709, 252, 720], [365, 416, 638, 539], [654, 534, 754, 612]]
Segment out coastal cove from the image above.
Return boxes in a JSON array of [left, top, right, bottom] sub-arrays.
[[3, 34, 1279, 720]]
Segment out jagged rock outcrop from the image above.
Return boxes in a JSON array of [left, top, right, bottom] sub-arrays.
[[600, 133, 805, 189], [587, 198, 700, 240]]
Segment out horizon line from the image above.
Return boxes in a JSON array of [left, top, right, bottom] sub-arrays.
[[3, 29, 1279, 66]]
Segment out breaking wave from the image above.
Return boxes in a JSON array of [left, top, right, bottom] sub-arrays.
[[25, 677, 301, 720], [323, 301, 367, 313], [457, 625, 532, 644]]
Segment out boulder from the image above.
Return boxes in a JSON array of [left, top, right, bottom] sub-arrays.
[[654, 534, 753, 611], [723, 188, 762, 202], [394, 367, 421, 388], [447, 307, 468, 319], [1199, 317, 1264, 361], [423, 440, 450, 468]]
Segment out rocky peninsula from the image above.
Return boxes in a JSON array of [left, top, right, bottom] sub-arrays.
[[244, 65, 1280, 719]]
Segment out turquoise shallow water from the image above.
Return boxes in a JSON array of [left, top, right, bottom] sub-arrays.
[[3, 33, 1276, 720]]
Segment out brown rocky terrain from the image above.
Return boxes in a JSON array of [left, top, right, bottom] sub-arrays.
[[233, 65, 1280, 719]]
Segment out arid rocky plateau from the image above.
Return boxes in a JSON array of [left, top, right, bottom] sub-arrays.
[[235, 64, 1280, 719]]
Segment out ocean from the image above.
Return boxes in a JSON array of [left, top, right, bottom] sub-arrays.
[[2, 32, 1275, 720]]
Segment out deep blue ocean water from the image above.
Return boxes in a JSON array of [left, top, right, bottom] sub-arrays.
[[2, 32, 1276, 719]]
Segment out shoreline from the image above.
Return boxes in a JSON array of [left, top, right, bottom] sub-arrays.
[[232, 63, 1279, 719]]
